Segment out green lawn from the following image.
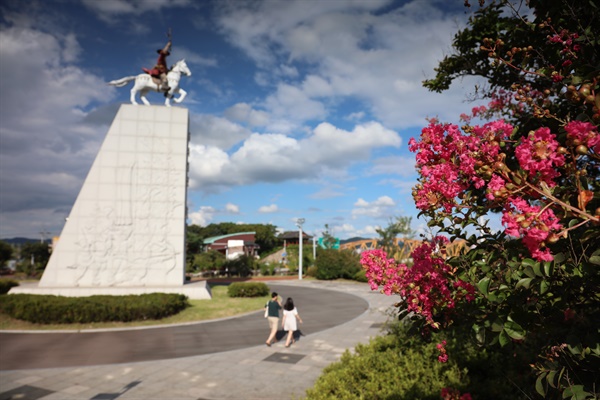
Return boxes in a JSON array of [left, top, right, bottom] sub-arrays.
[[0, 285, 270, 331]]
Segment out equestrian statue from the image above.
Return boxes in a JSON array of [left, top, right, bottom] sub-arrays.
[[108, 30, 191, 106]]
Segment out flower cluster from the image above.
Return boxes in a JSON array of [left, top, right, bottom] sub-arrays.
[[501, 197, 562, 261], [515, 127, 565, 186], [408, 120, 512, 214], [360, 237, 476, 328], [441, 387, 472, 400], [564, 120, 599, 154], [408, 117, 596, 261], [437, 340, 448, 363]]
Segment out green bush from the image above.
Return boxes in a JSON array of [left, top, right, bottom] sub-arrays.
[[0, 279, 19, 295], [305, 323, 467, 400], [305, 321, 535, 400], [306, 265, 318, 277], [222, 254, 256, 277], [0, 293, 189, 324], [227, 282, 269, 298], [315, 249, 361, 280], [353, 268, 368, 282], [259, 263, 276, 276]]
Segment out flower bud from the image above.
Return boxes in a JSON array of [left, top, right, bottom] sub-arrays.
[[576, 145, 589, 155]]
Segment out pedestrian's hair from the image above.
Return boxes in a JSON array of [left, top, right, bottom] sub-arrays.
[[284, 297, 295, 311], [271, 292, 278, 298]]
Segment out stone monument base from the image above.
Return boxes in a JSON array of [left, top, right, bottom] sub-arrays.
[[9, 280, 211, 300]]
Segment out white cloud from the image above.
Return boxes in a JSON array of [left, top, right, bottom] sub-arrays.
[[190, 114, 252, 150], [225, 203, 240, 214], [188, 206, 216, 226], [187, 121, 400, 191], [351, 195, 396, 219], [0, 25, 115, 236], [215, 0, 479, 130], [82, 0, 192, 19], [258, 204, 279, 213], [223, 103, 269, 127], [368, 155, 416, 176]]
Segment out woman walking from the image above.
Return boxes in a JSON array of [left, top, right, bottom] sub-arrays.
[[281, 297, 303, 347], [265, 292, 282, 346]]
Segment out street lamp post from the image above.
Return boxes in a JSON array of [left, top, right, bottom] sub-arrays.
[[296, 218, 305, 280]]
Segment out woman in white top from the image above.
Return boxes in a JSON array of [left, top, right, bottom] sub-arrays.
[[281, 297, 303, 347]]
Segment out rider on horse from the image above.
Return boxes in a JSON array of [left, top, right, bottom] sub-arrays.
[[143, 30, 172, 93]]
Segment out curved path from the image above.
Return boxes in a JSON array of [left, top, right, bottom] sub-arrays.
[[0, 283, 368, 370]]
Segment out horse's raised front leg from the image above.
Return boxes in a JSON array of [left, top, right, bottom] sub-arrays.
[[173, 88, 187, 104]]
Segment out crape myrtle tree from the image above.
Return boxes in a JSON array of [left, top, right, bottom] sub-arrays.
[[361, 0, 599, 398]]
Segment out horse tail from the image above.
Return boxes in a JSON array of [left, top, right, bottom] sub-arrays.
[[107, 76, 137, 87]]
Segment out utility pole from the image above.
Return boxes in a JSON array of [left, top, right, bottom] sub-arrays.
[[39, 230, 51, 243], [296, 218, 305, 280]]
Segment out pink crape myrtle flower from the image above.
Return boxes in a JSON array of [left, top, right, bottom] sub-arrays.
[[360, 237, 476, 328], [441, 388, 473, 400], [515, 127, 565, 186], [502, 196, 563, 261], [565, 121, 600, 154], [486, 174, 507, 201], [409, 120, 514, 214]]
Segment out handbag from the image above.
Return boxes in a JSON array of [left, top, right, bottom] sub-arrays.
[[264, 302, 269, 318]]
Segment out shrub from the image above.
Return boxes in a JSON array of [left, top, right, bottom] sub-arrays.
[[227, 282, 269, 298], [222, 254, 256, 277], [353, 268, 367, 283], [0, 293, 189, 324], [315, 249, 361, 280], [306, 322, 529, 400], [305, 323, 467, 400], [306, 265, 318, 277], [0, 279, 19, 295]]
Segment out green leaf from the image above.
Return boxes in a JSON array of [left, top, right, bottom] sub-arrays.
[[491, 319, 503, 332], [589, 256, 600, 266], [536, 373, 547, 396], [516, 277, 533, 289], [540, 280, 550, 294], [504, 320, 526, 340], [498, 330, 510, 346], [522, 258, 537, 267], [547, 370, 558, 388], [544, 262, 554, 277], [524, 266, 536, 278], [562, 385, 591, 399], [477, 277, 491, 295], [552, 253, 565, 264]]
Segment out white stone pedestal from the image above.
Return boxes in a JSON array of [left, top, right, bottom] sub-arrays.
[[10, 105, 211, 300]]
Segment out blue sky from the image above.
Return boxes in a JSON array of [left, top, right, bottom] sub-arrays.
[[0, 0, 487, 241]]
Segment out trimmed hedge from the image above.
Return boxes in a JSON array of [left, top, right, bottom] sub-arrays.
[[0, 279, 19, 294], [227, 282, 269, 297], [0, 293, 189, 324]]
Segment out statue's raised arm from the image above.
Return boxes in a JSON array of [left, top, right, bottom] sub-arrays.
[[108, 29, 192, 107]]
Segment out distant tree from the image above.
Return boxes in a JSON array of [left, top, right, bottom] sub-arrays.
[[192, 250, 226, 273], [0, 241, 13, 268], [375, 216, 414, 258], [222, 254, 256, 278], [17, 242, 50, 275], [321, 224, 338, 249]]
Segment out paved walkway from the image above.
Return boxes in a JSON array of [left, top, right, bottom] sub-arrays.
[[0, 280, 398, 400]]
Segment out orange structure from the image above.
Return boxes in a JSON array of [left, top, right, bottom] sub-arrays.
[[339, 238, 467, 260]]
